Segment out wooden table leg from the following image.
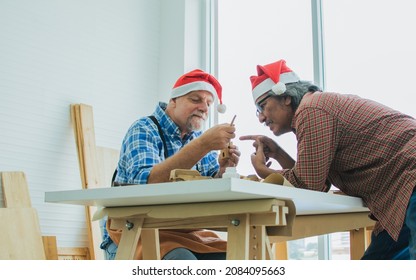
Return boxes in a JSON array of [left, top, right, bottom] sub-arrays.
[[227, 214, 250, 259], [115, 218, 144, 260], [273, 242, 288, 260], [141, 229, 160, 260], [249, 225, 267, 260], [350, 227, 371, 260]]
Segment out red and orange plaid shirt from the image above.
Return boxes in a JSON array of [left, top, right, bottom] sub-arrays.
[[280, 92, 416, 240]]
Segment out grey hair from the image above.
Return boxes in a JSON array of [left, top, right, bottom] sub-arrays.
[[270, 80, 320, 111]]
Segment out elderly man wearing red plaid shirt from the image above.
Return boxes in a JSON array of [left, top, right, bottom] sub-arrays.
[[241, 59, 416, 260]]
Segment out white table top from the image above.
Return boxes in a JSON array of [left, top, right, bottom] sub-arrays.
[[44, 178, 370, 216]]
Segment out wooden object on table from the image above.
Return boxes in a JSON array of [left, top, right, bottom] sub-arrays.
[[219, 115, 236, 160], [70, 103, 120, 260], [219, 141, 233, 160], [169, 169, 212, 181], [240, 174, 261, 181]]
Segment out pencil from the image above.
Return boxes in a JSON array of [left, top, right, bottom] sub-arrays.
[[230, 115, 236, 126]]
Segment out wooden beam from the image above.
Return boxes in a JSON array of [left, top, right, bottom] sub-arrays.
[[42, 236, 58, 260], [1, 171, 32, 208]]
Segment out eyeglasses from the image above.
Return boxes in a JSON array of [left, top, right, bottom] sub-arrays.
[[255, 91, 274, 115]]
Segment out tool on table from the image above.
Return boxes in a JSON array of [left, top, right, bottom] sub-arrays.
[[219, 115, 236, 160]]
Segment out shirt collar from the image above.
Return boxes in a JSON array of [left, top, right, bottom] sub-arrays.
[[153, 102, 199, 141]]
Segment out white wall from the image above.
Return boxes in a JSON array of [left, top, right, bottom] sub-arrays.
[[158, 0, 212, 102], [0, 0, 209, 248]]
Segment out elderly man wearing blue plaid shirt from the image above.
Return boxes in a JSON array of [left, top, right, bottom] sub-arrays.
[[101, 69, 240, 260]]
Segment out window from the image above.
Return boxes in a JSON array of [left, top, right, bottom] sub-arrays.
[[323, 0, 415, 117], [217, 0, 316, 260], [218, 0, 313, 177], [217, 0, 415, 260]]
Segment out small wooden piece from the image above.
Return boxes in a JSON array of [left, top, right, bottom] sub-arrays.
[[220, 141, 233, 160], [169, 169, 212, 181], [219, 115, 236, 160]]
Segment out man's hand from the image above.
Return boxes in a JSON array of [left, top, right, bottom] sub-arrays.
[[239, 134, 280, 159], [199, 123, 236, 151], [248, 140, 273, 178], [218, 143, 241, 166], [239, 134, 296, 178]]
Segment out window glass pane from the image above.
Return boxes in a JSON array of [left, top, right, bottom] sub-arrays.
[[218, 0, 315, 260], [330, 232, 350, 260], [289, 236, 319, 260], [323, 0, 416, 117], [218, 0, 313, 176]]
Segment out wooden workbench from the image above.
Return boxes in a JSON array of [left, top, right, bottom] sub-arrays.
[[45, 178, 374, 260]]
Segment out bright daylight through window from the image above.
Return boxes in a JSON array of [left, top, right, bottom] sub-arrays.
[[217, 0, 416, 260]]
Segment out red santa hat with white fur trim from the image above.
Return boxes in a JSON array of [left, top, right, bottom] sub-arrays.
[[171, 69, 226, 113], [250, 59, 300, 103]]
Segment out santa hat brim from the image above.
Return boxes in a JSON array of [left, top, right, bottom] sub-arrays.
[[252, 71, 301, 102], [171, 81, 218, 102]]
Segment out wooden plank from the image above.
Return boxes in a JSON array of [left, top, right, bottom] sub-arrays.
[[70, 104, 122, 260], [70, 104, 85, 186], [0, 173, 4, 208], [58, 247, 91, 260], [1, 171, 32, 207], [70, 103, 100, 260], [78, 104, 100, 188], [96, 146, 119, 187], [0, 208, 46, 260], [42, 236, 58, 260], [1, 172, 57, 260]]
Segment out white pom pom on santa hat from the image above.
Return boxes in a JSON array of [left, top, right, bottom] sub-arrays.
[[217, 103, 226, 114], [272, 82, 286, 95], [171, 69, 226, 113]]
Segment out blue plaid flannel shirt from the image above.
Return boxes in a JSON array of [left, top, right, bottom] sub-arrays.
[[100, 102, 220, 255]]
